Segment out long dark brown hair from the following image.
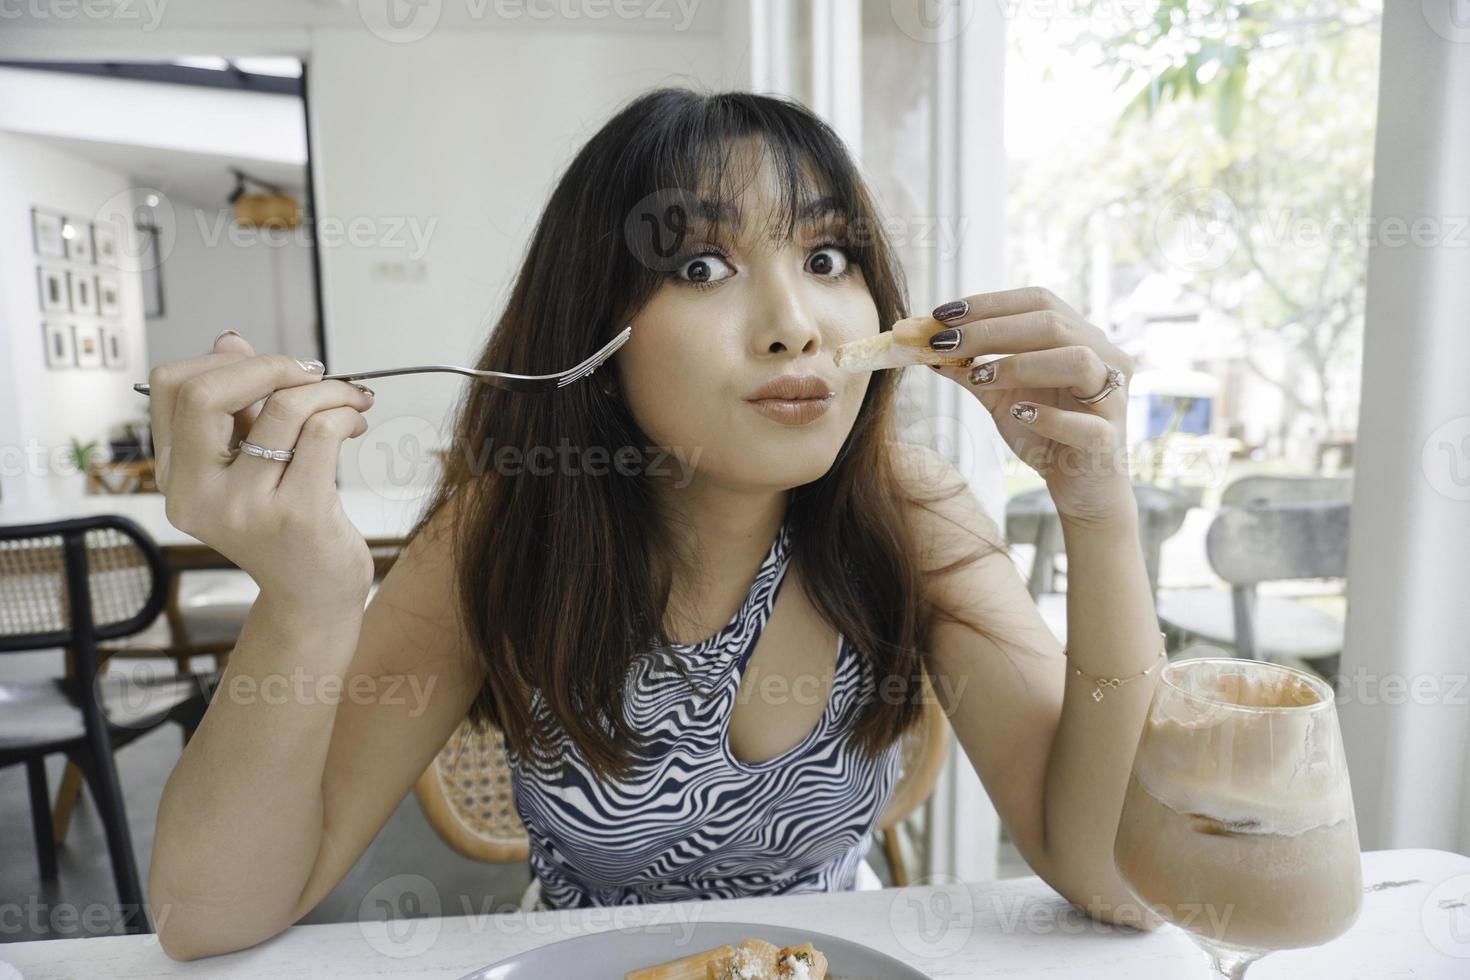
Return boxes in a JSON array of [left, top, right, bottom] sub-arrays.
[[408, 86, 991, 781]]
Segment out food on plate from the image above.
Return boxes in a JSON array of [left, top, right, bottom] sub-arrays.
[[833, 316, 972, 373], [707, 938, 780, 978], [623, 944, 734, 979], [777, 943, 829, 979], [626, 936, 831, 979]]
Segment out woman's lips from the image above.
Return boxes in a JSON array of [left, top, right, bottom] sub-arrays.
[[746, 394, 835, 426]]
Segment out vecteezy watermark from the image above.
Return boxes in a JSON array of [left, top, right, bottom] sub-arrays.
[[359, 874, 443, 959], [1329, 667, 1470, 708], [356, 876, 706, 958], [727, 663, 970, 709], [888, 873, 975, 959], [1423, 0, 1470, 45], [356, 0, 702, 44], [101, 661, 440, 729], [194, 209, 438, 260], [1155, 187, 1470, 274], [0, 0, 169, 31], [1422, 872, 1470, 958], [1154, 188, 1241, 274], [355, 414, 706, 502], [622, 187, 971, 270], [0, 898, 159, 937], [889, 0, 976, 44], [93, 185, 176, 274], [1422, 415, 1470, 501], [989, 892, 1219, 937]]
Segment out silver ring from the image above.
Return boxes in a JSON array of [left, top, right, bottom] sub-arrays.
[[1075, 365, 1126, 405], [237, 438, 296, 462]]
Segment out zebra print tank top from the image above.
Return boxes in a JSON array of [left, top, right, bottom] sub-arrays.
[[505, 511, 904, 908]]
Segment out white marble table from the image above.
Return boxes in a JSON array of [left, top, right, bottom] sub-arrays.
[[2, 849, 1466, 978]]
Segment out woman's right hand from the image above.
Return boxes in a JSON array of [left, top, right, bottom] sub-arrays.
[[147, 330, 377, 612]]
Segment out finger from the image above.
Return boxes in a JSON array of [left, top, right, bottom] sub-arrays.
[[235, 381, 375, 490], [212, 331, 267, 446], [955, 347, 1112, 402], [900, 308, 1117, 361], [1006, 401, 1117, 450], [277, 406, 369, 497], [169, 354, 327, 489], [929, 285, 1084, 325], [147, 345, 252, 489]]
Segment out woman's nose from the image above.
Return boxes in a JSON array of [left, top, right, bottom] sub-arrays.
[[752, 285, 823, 355]]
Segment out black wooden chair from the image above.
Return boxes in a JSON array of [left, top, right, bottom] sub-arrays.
[[0, 515, 217, 934], [1156, 500, 1350, 669]]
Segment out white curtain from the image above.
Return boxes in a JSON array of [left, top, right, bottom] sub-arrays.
[[1338, 1, 1470, 856]]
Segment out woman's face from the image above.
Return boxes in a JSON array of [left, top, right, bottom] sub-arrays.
[[613, 147, 879, 496]]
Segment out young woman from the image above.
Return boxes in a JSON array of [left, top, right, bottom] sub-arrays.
[[147, 87, 1160, 960]]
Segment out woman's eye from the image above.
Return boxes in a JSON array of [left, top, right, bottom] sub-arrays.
[[676, 252, 735, 286], [807, 245, 850, 278]]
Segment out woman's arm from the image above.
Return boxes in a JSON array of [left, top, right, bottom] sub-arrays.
[[150, 506, 484, 960], [897, 444, 1162, 929], [142, 331, 485, 960]]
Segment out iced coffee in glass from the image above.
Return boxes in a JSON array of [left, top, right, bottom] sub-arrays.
[[1113, 657, 1362, 978]]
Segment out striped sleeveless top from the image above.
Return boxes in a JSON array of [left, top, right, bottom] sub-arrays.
[[505, 511, 904, 908]]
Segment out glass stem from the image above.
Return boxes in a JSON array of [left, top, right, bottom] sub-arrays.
[[1210, 948, 1259, 979]]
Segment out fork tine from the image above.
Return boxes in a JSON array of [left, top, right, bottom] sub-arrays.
[[555, 325, 631, 388]]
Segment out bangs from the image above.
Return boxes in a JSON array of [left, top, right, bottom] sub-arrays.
[[617, 91, 872, 268], [667, 138, 858, 251]]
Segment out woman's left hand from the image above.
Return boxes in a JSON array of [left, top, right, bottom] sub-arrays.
[[907, 286, 1137, 529]]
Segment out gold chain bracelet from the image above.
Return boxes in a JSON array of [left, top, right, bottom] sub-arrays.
[[1065, 634, 1167, 703]]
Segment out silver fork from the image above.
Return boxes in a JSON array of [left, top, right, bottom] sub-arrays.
[[132, 324, 632, 396]]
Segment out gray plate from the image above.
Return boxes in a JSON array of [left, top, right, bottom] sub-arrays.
[[456, 920, 931, 979]]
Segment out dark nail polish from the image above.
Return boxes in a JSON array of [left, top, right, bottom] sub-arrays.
[[932, 300, 969, 321], [928, 327, 963, 351]]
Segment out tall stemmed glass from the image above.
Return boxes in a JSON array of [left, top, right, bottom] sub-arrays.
[[1113, 657, 1362, 978]]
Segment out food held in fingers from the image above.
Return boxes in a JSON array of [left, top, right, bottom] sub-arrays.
[[833, 315, 972, 372]]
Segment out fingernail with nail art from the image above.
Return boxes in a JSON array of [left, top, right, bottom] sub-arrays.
[[297, 358, 325, 374], [968, 362, 997, 386], [1011, 403, 1039, 424], [932, 300, 969, 321], [352, 383, 375, 398], [928, 327, 963, 351], [214, 329, 242, 344]]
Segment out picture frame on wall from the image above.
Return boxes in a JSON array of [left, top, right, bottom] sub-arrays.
[[93, 223, 119, 266], [98, 275, 122, 317], [32, 208, 65, 258], [38, 266, 68, 313], [101, 328, 127, 370], [68, 271, 98, 315], [64, 219, 95, 264], [138, 222, 165, 318], [73, 323, 104, 369], [43, 321, 75, 369]]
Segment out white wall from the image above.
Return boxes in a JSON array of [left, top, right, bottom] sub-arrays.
[[0, 132, 148, 502]]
